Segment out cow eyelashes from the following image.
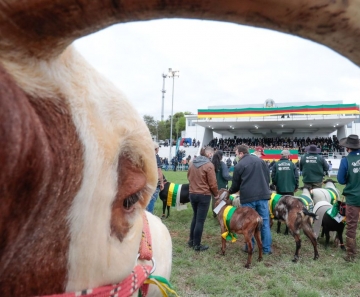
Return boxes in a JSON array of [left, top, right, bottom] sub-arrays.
[[123, 192, 141, 210]]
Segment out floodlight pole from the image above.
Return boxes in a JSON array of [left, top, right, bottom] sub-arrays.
[[168, 68, 179, 164], [161, 73, 167, 121]]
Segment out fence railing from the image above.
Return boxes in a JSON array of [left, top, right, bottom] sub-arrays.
[[162, 164, 189, 171], [221, 151, 347, 159]]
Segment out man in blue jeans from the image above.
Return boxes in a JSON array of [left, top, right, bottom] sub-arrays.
[[229, 145, 272, 255], [146, 142, 164, 213]]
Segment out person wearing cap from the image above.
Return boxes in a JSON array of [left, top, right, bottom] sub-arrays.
[[337, 134, 360, 262], [271, 150, 299, 196], [146, 142, 164, 214], [300, 144, 329, 189], [252, 146, 265, 158], [229, 145, 272, 255]]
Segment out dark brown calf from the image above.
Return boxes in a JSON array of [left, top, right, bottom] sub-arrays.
[[159, 176, 190, 218], [274, 195, 319, 262], [320, 201, 346, 251], [215, 190, 263, 268]]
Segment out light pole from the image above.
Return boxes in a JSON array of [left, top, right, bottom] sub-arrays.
[[161, 73, 167, 121], [168, 68, 179, 164]]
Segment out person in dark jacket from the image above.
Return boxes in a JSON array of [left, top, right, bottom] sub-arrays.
[[271, 150, 299, 195], [337, 134, 360, 262], [211, 150, 232, 216], [300, 144, 328, 189], [228, 145, 272, 255], [226, 157, 232, 169], [269, 159, 276, 170], [146, 142, 164, 213], [187, 146, 219, 251], [172, 157, 178, 171]]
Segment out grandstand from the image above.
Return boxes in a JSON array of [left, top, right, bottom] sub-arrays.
[[182, 100, 360, 172]]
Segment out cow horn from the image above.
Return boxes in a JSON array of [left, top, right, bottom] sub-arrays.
[[0, 0, 359, 65]]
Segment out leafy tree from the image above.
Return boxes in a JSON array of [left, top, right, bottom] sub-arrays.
[[143, 111, 193, 141], [175, 117, 186, 138], [143, 115, 157, 138], [157, 121, 168, 141], [164, 111, 192, 140]]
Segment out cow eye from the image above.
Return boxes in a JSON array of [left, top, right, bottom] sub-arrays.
[[123, 192, 141, 210]]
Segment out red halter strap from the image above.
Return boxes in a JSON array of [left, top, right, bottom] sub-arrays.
[[41, 212, 153, 297]]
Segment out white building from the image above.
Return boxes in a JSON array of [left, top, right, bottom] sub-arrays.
[[184, 100, 360, 149]]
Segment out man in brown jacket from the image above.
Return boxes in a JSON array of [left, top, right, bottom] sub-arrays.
[[187, 146, 219, 251]]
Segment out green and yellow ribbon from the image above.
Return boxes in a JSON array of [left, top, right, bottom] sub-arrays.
[[269, 193, 282, 219], [221, 206, 238, 242], [326, 203, 346, 224], [298, 195, 314, 212], [325, 188, 338, 205], [229, 194, 236, 201], [167, 183, 180, 207], [140, 275, 179, 297]]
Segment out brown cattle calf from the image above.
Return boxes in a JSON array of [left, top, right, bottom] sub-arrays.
[[214, 190, 263, 268], [274, 195, 319, 262]]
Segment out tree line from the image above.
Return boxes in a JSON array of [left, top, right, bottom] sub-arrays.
[[143, 111, 192, 142]]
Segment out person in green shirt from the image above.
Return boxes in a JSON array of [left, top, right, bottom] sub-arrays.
[[337, 134, 360, 262], [300, 144, 328, 188], [271, 150, 299, 195]]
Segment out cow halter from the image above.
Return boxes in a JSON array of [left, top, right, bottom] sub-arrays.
[[41, 212, 178, 297]]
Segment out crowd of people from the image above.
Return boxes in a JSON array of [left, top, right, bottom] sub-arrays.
[[162, 138, 200, 148], [208, 135, 343, 155], [159, 149, 199, 171]]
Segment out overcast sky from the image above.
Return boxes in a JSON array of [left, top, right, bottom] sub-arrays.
[[74, 19, 360, 121]]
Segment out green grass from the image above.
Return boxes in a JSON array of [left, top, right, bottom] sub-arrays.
[[153, 171, 360, 297]]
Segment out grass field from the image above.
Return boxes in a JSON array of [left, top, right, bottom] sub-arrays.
[[153, 171, 360, 297]]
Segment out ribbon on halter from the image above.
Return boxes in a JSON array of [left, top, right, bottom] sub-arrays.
[[142, 275, 179, 297], [137, 213, 179, 297]]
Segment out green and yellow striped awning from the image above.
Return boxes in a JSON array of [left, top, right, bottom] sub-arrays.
[[197, 104, 360, 118]]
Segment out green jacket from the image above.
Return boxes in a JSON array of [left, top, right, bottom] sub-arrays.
[[271, 157, 299, 193], [215, 161, 232, 190], [342, 154, 360, 206], [300, 153, 328, 183]]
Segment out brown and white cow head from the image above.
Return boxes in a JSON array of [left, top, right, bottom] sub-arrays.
[[1, 0, 359, 296], [0, 45, 159, 294]]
